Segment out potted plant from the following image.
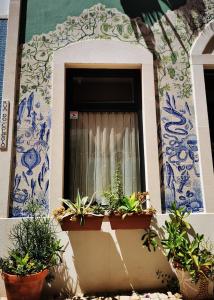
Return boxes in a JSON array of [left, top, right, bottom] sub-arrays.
[[142, 203, 214, 299], [104, 167, 155, 229], [108, 192, 155, 229], [0, 202, 63, 300], [53, 191, 104, 231]]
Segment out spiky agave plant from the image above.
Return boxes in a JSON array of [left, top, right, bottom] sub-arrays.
[[57, 190, 96, 225]]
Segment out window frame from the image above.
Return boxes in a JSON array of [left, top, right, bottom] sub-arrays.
[[50, 40, 161, 213], [190, 20, 214, 213]]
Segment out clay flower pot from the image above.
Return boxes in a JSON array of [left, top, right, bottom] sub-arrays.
[[173, 268, 214, 300], [60, 215, 104, 231], [3, 269, 48, 300], [109, 213, 153, 229]]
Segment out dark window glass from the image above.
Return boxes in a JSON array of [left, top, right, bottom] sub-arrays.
[[204, 70, 214, 169], [64, 69, 144, 200], [66, 69, 141, 111]]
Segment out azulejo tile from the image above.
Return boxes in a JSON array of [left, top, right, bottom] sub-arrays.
[[11, 2, 213, 216]]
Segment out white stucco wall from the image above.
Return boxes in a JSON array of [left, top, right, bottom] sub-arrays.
[[0, 0, 9, 17], [0, 0, 214, 297], [1, 214, 214, 297]]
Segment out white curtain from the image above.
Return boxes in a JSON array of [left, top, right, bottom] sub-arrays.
[[69, 112, 141, 200]]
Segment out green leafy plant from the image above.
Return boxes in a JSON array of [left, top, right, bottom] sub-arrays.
[[103, 165, 124, 212], [142, 202, 214, 282], [103, 166, 155, 217], [0, 252, 44, 276], [117, 192, 155, 218], [0, 202, 63, 276], [53, 190, 103, 225], [118, 193, 140, 213]]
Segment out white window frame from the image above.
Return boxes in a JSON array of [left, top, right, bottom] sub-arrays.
[[50, 40, 161, 212], [190, 20, 214, 212]]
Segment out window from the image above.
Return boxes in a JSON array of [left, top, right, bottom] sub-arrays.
[[50, 40, 161, 212], [204, 70, 214, 168], [64, 68, 144, 200]]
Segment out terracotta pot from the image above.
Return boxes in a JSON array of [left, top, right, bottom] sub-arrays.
[[60, 215, 104, 231], [109, 213, 152, 229], [3, 269, 48, 300], [173, 268, 214, 300]]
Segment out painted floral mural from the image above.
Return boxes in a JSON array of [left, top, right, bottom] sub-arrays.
[[11, 1, 214, 216]]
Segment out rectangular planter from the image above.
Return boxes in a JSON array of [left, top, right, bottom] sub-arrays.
[[60, 215, 104, 231], [109, 213, 152, 230]]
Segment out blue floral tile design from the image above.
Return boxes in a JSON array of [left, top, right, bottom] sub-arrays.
[[161, 93, 203, 212], [10, 1, 214, 216], [11, 91, 50, 216]]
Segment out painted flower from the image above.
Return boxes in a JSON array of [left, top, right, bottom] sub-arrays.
[[13, 189, 28, 204]]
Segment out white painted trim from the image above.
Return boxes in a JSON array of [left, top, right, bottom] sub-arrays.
[[191, 54, 214, 65], [0, 0, 21, 217], [190, 20, 214, 213], [0, 16, 8, 19], [50, 40, 161, 213], [191, 21, 214, 55]]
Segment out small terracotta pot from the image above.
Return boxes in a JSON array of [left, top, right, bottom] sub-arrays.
[[3, 269, 48, 300], [60, 215, 104, 231], [109, 213, 152, 229], [173, 267, 214, 300]]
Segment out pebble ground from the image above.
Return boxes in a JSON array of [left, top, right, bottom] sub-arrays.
[[56, 292, 183, 300], [0, 292, 183, 300]]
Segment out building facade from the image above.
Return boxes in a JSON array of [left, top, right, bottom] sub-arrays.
[[0, 0, 213, 297]]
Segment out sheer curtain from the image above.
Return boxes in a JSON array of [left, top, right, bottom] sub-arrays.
[[69, 112, 141, 200]]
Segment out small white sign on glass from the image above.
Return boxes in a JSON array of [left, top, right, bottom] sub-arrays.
[[70, 111, 78, 120]]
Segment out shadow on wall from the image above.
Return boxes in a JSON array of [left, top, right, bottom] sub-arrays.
[[120, 0, 188, 57], [115, 217, 173, 292], [120, 0, 187, 24], [68, 231, 131, 294], [43, 262, 75, 299], [120, 0, 207, 212], [66, 229, 172, 295], [177, 0, 206, 36], [115, 230, 172, 292], [120, 0, 207, 69]]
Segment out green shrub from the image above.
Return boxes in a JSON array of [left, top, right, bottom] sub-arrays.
[[0, 202, 63, 276]]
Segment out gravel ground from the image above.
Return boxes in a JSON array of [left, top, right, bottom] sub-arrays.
[[0, 292, 183, 300], [53, 292, 183, 300]]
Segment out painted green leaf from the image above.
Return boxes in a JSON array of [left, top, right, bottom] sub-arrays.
[[171, 53, 177, 64], [127, 24, 133, 35], [102, 23, 110, 32], [21, 85, 28, 93], [113, 17, 120, 22], [168, 68, 175, 79], [123, 34, 129, 39], [116, 24, 123, 35]]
